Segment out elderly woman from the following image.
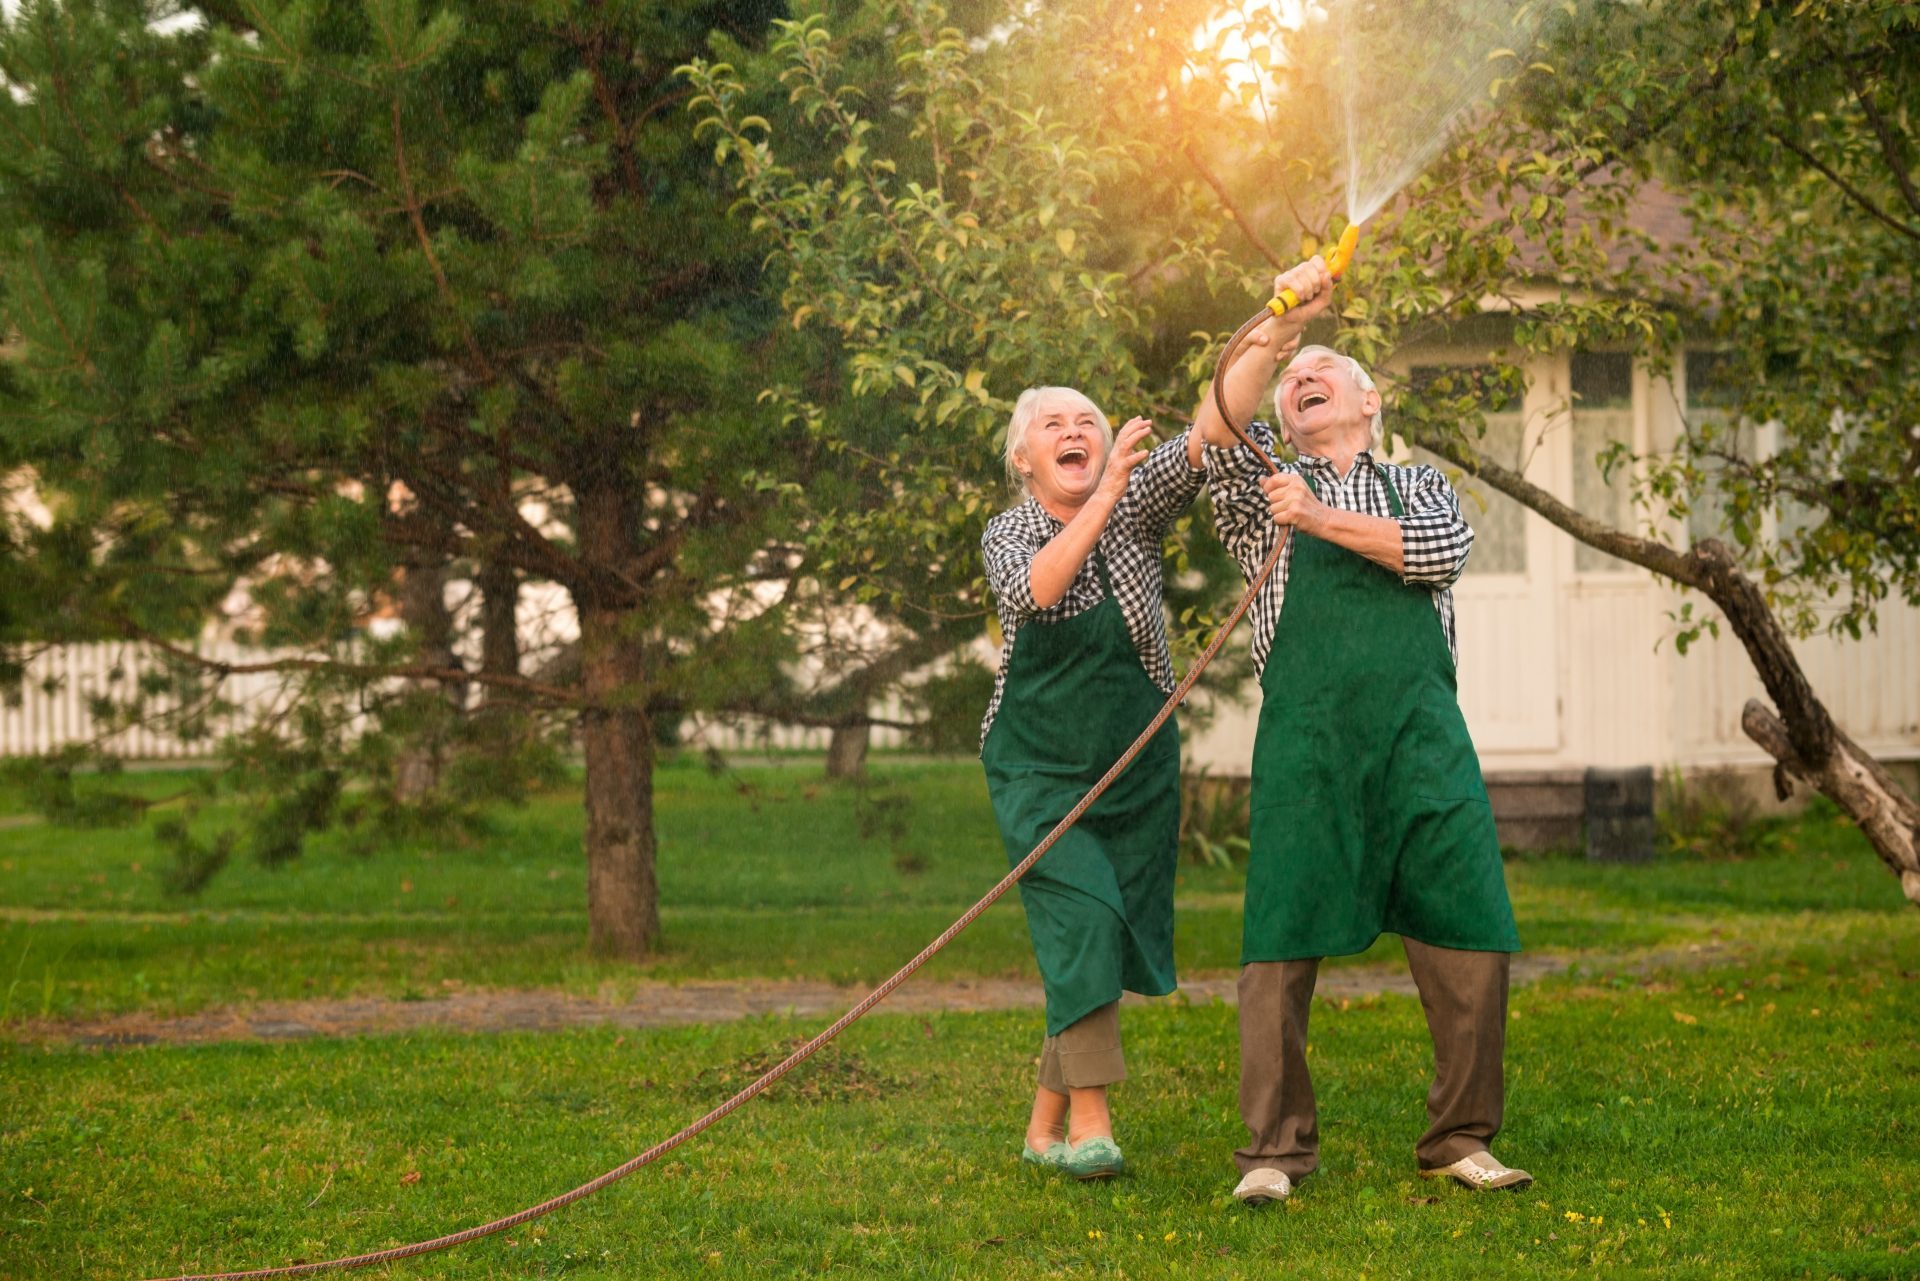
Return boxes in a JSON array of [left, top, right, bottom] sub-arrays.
[[980, 385, 1206, 1180]]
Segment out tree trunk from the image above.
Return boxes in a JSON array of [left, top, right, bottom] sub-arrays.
[[575, 482, 660, 959], [478, 445, 521, 706], [394, 560, 460, 803], [825, 721, 869, 779], [1683, 541, 1920, 906], [478, 559, 521, 697]]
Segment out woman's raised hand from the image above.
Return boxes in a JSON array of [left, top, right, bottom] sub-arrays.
[[1238, 328, 1302, 368], [1097, 417, 1156, 502]]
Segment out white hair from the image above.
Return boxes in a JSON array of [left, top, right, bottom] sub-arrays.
[[1275, 344, 1384, 451], [1003, 386, 1113, 495]]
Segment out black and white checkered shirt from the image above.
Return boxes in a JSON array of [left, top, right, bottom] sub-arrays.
[[1206, 420, 1474, 678], [980, 433, 1206, 745]]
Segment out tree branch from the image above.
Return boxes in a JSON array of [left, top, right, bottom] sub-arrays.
[[391, 97, 497, 375], [1839, 58, 1920, 220], [1767, 126, 1920, 244], [585, 34, 645, 199], [1181, 145, 1287, 271], [126, 625, 587, 708], [1403, 426, 1704, 587]]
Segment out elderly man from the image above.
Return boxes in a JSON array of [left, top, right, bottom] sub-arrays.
[[1195, 258, 1525, 1205]]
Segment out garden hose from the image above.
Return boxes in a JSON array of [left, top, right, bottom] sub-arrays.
[[149, 235, 1357, 1281]]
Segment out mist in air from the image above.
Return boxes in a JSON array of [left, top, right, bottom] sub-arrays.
[[1328, 0, 1558, 224]]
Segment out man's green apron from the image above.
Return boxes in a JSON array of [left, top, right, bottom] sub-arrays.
[[1244, 466, 1520, 962], [982, 551, 1182, 1035]]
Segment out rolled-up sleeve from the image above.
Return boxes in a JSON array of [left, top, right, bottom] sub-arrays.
[[1398, 464, 1476, 587], [1126, 430, 1208, 539], [1203, 420, 1282, 572], [982, 509, 1045, 618]]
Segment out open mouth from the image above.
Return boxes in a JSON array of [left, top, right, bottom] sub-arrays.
[[1056, 446, 1090, 469], [1296, 390, 1330, 413]]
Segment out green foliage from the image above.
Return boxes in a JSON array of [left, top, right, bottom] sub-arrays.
[[683, 3, 1169, 630], [900, 656, 995, 755], [1655, 766, 1782, 862], [152, 815, 235, 897], [1178, 767, 1251, 869], [0, 1, 823, 917], [1513, 0, 1920, 636], [689, 0, 1919, 654], [0, 751, 150, 829]]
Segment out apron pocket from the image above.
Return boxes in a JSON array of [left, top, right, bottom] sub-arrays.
[[1250, 786, 1325, 814]]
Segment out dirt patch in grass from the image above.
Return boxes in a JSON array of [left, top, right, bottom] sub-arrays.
[[686, 1038, 915, 1105], [0, 949, 1664, 1048]]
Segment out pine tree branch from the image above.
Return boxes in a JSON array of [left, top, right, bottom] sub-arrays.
[[118, 188, 173, 245], [19, 253, 95, 377], [123, 624, 587, 708], [390, 449, 598, 596], [585, 35, 645, 199], [391, 97, 496, 377], [681, 696, 921, 732]]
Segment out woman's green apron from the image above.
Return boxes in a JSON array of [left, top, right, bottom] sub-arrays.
[[982, 550, 1182, 1035], [1244, 465, 1520, 962]]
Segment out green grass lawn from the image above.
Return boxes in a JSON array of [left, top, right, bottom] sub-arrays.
[[0, 760, 1908, 1022], [1, 759, 1917, 1277], [4, 936, 1917, 1279]]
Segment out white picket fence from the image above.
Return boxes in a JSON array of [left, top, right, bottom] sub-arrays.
[[0, 641, 915, 759], [678, 701, 912, 755], [0, 641, 304, 759]]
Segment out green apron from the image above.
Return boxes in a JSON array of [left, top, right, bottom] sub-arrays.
[[982, 551, 1182, 1035], [1243, 465, 1520, 963]]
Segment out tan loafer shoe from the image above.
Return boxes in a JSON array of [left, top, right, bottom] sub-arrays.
[[1232, 1167, 1293, 1205], [1420, 1150, 1533, 1190]]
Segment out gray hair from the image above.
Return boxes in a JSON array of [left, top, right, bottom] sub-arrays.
[[1275, 345, 1384, 452], [1003, 386, 1113, 495]]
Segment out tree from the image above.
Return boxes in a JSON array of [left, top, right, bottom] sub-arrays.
[[0, 0, 825, 957], [1381, 0, 1920, 903], [689, 0, 1920, 904]]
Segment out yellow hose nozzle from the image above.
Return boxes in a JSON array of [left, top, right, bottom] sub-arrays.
[[1325, 223, 1360, 277], [1266, 224, 1362, 318]]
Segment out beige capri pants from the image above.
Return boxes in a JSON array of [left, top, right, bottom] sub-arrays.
[[1036, 999, 1127, 1092]]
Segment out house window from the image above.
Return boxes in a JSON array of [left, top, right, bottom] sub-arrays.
[[1683, 350, 1758, 547], [1570, 351, 1635, 574], [1410, 366, 1527, 576]]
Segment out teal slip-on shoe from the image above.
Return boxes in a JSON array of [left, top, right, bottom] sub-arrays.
[[1064, 1136, 1126, 1180], [1021, 1141, 1074, 1172]]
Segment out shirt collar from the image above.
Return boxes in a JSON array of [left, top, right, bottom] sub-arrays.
[[1023, 497, 1064, 529], [1295, 449, 1375, 480]]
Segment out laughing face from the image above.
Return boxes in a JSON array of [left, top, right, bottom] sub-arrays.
[[1277, 349, 1381, 456], [1016, 390, 1110, 509]]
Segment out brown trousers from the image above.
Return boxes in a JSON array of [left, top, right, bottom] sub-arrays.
[[1037, 1000, 1127, 1092], [1236, 938, 1510, 1178]]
